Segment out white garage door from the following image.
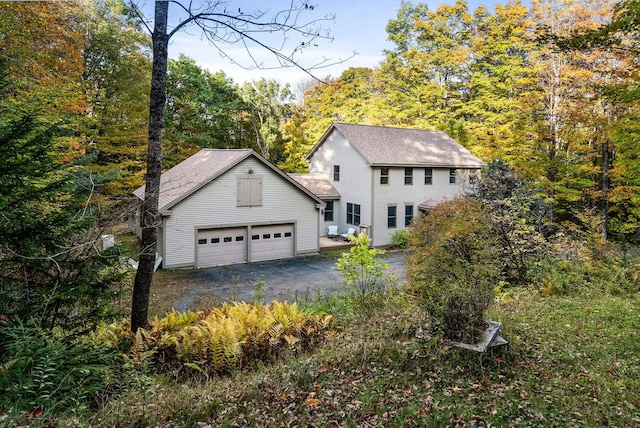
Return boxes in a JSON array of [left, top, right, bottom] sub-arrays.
[[196, 227, 247, 267], [250, 224, 294, 262]]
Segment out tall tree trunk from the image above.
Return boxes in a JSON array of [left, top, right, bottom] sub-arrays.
[[131, 0, 168, 332], [601, 140, 610, 240]]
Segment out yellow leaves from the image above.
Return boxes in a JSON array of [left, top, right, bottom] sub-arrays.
[[99, 301, 335, 375]]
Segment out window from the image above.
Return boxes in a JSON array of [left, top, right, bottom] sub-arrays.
[[388, 205, 397, 228], [224, 237, 232, 242], [449, 168, 456, 184], [424, 168, 433, 185], [198, 238, 207, 244], [237, 175, 263, 207], [263, 233, 271, 239], [324, 201, 334, 222], [333, 165, 340, 181], [405, 204, 414, 227], [211, 238, 220, 244], [284, 232, 292, 237], [274, 233, 282, 238], [346, 202, 361, 225], [380, 168, 389, 185], [252, 234, 260, 240], [404, 168, 413, 185], [235, 236, 244, 242]]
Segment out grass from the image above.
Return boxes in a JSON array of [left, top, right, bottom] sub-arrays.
[[80, 290, 640, 427]]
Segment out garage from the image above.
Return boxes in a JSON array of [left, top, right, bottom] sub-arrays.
[[196, 227, 247, 267], [250, 224, 294, 262]]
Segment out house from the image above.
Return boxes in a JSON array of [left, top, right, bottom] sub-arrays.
[[131, 149, 324, 269], [294, 123, 485, 247]]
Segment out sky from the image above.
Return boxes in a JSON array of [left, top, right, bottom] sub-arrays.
[[157, 0, 531, 88]]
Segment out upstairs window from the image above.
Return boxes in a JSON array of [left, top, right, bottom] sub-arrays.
[[237, 175, 263, 207], [449, 168, 456, 184], [333, 165, 340, 181], [424, 168, 433, 185], [404, 168, 413, 185], [380, 168, 389, 185]]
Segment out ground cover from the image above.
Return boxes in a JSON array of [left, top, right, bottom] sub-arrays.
[[83, 291, 640, 427]]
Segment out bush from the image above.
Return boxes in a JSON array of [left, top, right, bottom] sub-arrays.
[[391, 230, 410, 249], [334, 233, 388, 304], [0, 323, 118, 421], [406, 197, 501, 343]]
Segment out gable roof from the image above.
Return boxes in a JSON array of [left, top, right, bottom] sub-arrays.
[[306, 123, 485, 168], [289, 173, 340, 200], [133, 149, 322, 213]]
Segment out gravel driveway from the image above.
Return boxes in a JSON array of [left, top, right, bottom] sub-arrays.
[[173, 251, 408, 312]]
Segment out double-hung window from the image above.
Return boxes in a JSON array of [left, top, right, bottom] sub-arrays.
[[449, 168, 456, 184], [424, 168, 433, 185], [388, 205, 397, 228], [333, 165, 340, 181], [380, 168, 389, 185], [324, 201, 334, 222], [347, 202, 361, 225], [404, 168, 413, 185], [405, 204, 414, 227]]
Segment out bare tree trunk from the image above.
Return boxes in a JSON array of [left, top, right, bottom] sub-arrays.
[[601, 140, 610, 240], [131, 0, 168, 332]]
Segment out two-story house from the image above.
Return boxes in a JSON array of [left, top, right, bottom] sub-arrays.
[[294, 123, 485, 247]]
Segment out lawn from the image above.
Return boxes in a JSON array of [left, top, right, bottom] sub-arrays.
[[88, 291, 640, 427]]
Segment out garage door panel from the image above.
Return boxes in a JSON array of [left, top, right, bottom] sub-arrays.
[[250, 224, 294, 262], [197, 227, 247, 267]]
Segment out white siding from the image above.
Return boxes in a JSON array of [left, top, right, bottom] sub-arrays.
[[371, 167, 469, 246], [308, 131, 372, 238], [161, 157, 319, 268]]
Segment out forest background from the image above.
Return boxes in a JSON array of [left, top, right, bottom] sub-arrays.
[[1, 0, 639, 327]]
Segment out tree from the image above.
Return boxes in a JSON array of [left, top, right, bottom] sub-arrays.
[[240, 78, 293, 163], [82, 0, 152, 200], [334, 233, 388, 303], [0, 68, 124, 330], [130, 1, 337, 331], [163, 55, 248, 167]]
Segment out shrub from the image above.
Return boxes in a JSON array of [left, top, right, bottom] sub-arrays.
[[334, 233, 388, 304], [406, 197, 501, 343], [391, 230, 410, 249], [0, 323, 118, 420]]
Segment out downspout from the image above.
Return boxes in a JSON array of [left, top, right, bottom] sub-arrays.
[[369, 164, 375, 246]]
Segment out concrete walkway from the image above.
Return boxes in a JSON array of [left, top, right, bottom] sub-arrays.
[[173, 251, 408, 312]]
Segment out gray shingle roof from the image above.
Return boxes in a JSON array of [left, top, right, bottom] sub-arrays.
[[134, 148, 323, 212], [133, 149, 251, 212], [307, 123, 485, 168], [289, 173, 340, 199]]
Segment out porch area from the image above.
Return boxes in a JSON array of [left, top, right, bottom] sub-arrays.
[[319, 236, 354, 252]]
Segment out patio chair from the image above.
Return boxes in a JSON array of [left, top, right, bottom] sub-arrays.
[[340, 227, 356, 241], [327, 225, 339, 241]]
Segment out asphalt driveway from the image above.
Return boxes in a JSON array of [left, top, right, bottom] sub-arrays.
[[173, 251, 408, 312]]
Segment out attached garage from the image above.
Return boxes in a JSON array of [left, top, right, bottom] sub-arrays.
[[197, 227, 247, 268], [132, 149, 323, 269]]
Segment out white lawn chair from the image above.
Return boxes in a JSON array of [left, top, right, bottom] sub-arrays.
[[340, 227, 356, 241], [327, 225, 339, 241]]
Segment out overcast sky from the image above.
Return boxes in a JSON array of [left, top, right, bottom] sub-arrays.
[[153, 0, 531, 87]]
